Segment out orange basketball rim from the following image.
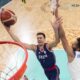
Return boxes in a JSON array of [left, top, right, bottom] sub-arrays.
[[0, 41, 28, 80]]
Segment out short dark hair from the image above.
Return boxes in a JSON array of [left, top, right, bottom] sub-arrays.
[[37, 32, 46, 38], [77, 37, 80, 48]]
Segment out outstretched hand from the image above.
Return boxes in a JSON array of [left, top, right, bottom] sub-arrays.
[[50, 17, 63, 31]]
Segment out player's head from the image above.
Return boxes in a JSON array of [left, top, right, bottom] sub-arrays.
[[72, 37, 80, 51], [36, 32, 46, 45]]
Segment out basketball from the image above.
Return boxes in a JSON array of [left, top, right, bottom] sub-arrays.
[[0, 9, 17, 27]]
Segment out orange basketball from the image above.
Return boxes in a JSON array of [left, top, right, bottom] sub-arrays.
[[0, 9, 17, 27]]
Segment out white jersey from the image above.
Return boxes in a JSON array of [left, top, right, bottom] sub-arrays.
[[68, 51, 80, 80]]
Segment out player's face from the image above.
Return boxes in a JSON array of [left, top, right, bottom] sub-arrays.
[[37, 35, 45, 46]]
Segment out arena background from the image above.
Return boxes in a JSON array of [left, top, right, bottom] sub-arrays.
[[0, 0, 80, 47], [0, 0, 80, 80]]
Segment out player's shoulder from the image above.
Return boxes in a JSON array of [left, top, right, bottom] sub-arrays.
[[44, 43, 52, 51]]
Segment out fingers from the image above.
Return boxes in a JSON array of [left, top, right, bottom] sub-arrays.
[[49, 16, 63, 28], [56, 17, 63, 25], [56, 16, 62, 21]]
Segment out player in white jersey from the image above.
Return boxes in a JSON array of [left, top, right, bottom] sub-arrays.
[[68, 51, 80, 80], [58, 17, 80, 80]]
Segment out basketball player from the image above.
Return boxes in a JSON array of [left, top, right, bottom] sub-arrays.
[[3, 18, 61, 80], [58, 17, 80, 80]]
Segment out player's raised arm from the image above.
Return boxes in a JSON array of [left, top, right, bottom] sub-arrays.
[[0, 9, 36, 51], [58, 18, 74, 62], [4, 26, 36, 51], [48, 17, 61, 49]]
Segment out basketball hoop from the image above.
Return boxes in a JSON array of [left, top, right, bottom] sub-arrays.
[[0, 41, 28, 80]]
